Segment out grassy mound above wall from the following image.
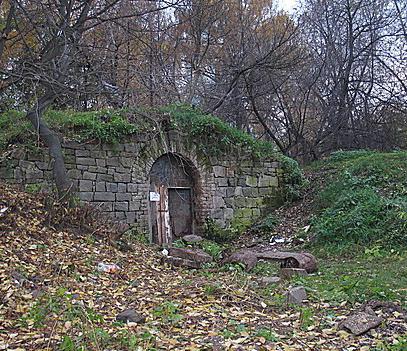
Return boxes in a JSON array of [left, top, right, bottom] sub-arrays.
[[0, 105, 304, 202]]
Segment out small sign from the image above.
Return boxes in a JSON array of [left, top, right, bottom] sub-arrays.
[[149, 191, 160, 202]]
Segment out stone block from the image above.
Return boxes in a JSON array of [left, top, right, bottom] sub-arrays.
[[216, 178, 228, 187], [224, 208, 234, 220], [224, 197, 235, 207], [96, 182, 106, 192], [79, 192, 94, 201], [213, 196, 225, 209], [227, 178, 238, 186], [162, 256, 201, 269], [106, 182, 118, 192], [96, 174, 114, 182], [126, 211, 136, 223], [94, 192, 115, 201], [75, 150, 90, 157], [168, 248, 212, 264], [118, 183, 127, 193], [127, 183, 138, 192], [242, 187, 258, 197], [124, 144, 137, 152], [96, 159, 106, 167], [114, 212, 126, 220], [114, 173, 131, 183], [116, 193, 131, 201], [90, 151, 106, 158], [67, 169, 82, 179], [106, 157, 120, 166], [234, 196, 249, 208], [258, 175, 278, 187], [259, 187, 274, 195], [213, 166, 226, 177], [83, 171, 97, 180], [286, 286, 307, 305], [115, 202, 129, 211], [77, 157, 96, 166], [246, 175, 258, 187], [129, 201, 140, 211], [94, 202, 113, 211], [79, 180, 93, 192], [120, 157, 133, 168], [88, 166, 107, 174], [35, 161, 50, 170], [258, 276, 281, 286]]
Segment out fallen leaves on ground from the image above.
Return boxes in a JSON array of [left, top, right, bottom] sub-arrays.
[[0, 183, 406, 350]]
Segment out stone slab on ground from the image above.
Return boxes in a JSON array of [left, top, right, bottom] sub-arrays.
[[258, 276, 281, 286], [168, 247, 212, 264], [286, 286, 307, 305], [340, 311, 383, 335], [223, 249, 318, 273], [182, 234, 204, 243], [162, 256, 202, 269], [116, 309, 146, 323]]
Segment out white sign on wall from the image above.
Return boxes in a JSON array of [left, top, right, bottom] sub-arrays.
[[149, 191, 160, 202]]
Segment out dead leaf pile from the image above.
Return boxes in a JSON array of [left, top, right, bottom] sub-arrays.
[[0, 183, 405, 350]]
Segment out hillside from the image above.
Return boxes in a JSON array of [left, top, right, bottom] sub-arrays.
[[1, 151, 406, 350]]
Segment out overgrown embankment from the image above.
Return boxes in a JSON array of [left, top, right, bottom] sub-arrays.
[[307, 150, 407, 251]]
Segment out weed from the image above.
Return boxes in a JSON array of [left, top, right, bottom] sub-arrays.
[[203, 283, 221, 295], [25, 183, 42, 193], [203, 218, 238, 243], [298, 306, 314, 330], [153, 301, 183, 325], [254, 328, 279, 342], [200, 240, 224, 259]]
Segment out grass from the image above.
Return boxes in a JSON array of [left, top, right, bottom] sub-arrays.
[[308, 150, 407, 250], [294, 251, 407, 308]]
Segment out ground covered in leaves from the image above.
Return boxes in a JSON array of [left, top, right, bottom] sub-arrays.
[[0, 182, 406, 351]]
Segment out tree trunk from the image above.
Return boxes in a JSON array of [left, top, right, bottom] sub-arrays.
[[26, 94, 72, 197]]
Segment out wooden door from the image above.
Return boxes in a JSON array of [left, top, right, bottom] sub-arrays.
[[168, 188, 193, 238]]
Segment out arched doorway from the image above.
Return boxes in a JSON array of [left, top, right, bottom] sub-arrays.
[[149, 153, 197, 245]]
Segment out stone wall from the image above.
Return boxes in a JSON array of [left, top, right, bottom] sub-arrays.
[[0, 132, 282, 237]]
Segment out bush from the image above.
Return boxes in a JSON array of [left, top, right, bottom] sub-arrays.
[[311, 151, 407, 249], [203, 218, 239, 244]]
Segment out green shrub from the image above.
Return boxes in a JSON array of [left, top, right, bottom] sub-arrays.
[[311, 151, 407, 249], [203, 218, 239, 243]]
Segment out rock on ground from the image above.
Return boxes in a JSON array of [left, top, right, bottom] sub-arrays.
[[116, 309, 146, 323], [340, 311, 383, 335], [286, 286, 307, 305]]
